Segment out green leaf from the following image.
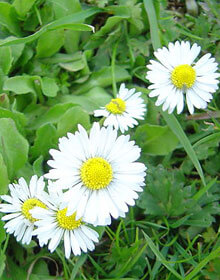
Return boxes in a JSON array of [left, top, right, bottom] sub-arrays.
[[73, 66, 130, 95], [3, 76, 36, 94], [59, 86, 111, 113], [3, 75, 59, 99], [0, 154, 9, 195], [31, 103, 77, 129], [33, 156, 44, 177], [162, 112, 206, 186], [0, 118, 29, 179], [41, 77, 59, 97], [30, 124, 57, 159], [0, 3, 21, 36], [0, 250, 6, 278], [36, 30, 65, 58], [0, 7, 101, 47], [57, 106, 90, 137], [0, 107, 27, 134], [13, 0, 36, 18], [143, 0, 160, 50], [137, 165, 193, 217], [135, 124, 179, 155], [49, 23, 94, 32], [0, 47, 12, 75], [52, 0, 81, 19], [94, 15, 129, 37]]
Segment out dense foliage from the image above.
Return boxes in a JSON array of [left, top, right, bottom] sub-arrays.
[[0, 0, 220, 279]]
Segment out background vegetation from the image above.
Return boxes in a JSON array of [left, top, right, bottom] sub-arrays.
[[0, 0, 220, 279]]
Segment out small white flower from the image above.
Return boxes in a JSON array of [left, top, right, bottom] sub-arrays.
[[94, 83, 146, 133], [31, 187, 99, 259], [0, 176, 48, 245], [146, 41, 220, 114], [45, 123, 147, 226]]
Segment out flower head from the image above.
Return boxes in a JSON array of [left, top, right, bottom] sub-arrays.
[[146, 41, 220, 114], [31, 187, 99, 259], [0, 176, 48, 245], [94, 83, 146, 133], [45, 123, 147, 226]]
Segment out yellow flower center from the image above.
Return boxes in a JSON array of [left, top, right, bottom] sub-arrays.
[[21, 198, 46, 223], [80, 157, 113, 190], [56, 208, 82, 230], [105, 98, 126, 114], [171, 64, 196, 89]]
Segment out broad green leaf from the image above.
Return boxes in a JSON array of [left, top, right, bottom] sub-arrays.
[[41, 77, 59, 97], [36, 30, 65, 58], [31, 103, 77, 129], [0, 154, 9, 195], [33, 155, 44, 177], [4, 75, 59, 99], [3, 76, 36, 94], [0, 3, 21, 36], [59, 87, 111, 113], [73, 66, 130, 95], [0, 7, 101, 47], [0, 47, 12, 75], [13, 0, 36, 18], [94, 16, 129, 37], [30, 124, 57, 159], [57, 106, 90, 137], [0, 118, 29, 179], [40, 52, 82, 64], [59, 59, 85, 72], [52, 0, 82, 19], [0, 107, 27, 134], [135, 124, 179, 155]]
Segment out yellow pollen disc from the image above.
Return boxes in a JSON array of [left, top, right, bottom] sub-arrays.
[[171, 64, 196, 89], [21, 198, 46, 223], [56, 208, 82, 230], [105, 98, 126, 114], [80, 157, 113, 190]]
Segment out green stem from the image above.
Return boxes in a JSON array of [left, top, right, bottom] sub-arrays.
[[111, 41, 119, 97], [2, 234, 10, 254]]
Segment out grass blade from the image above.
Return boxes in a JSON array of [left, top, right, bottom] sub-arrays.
[[143, 232, 184, 280], [0, 7, 101, 47], [184, 246, 220, 280]]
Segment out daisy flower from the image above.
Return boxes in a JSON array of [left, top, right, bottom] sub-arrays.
[[30, 186, 99, 259], [45, 122, 147, 226], [0, 176, 48, 245], [94, 83, 146, 133], [146, 41, 220, 114]]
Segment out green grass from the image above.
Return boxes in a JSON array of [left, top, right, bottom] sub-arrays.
[[0, 0, 220, 279]]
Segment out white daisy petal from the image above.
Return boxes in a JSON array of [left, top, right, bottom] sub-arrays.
[[32, 187, 98, 259], [46, 122, 146, 226], [146, 40, 219, 114], [94, 84, 146, 133], [0, 176, 48, 245]]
